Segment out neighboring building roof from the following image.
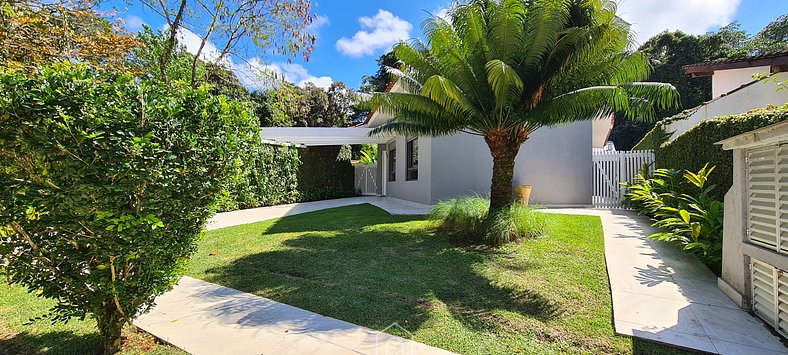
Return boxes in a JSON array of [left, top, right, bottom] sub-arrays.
[[683, 51, 788, 77]]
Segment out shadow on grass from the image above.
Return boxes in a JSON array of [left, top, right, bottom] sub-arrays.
[[0, 330, 101, 355], [198, 204, 559, 335]]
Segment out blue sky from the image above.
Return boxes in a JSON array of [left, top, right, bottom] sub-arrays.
[[111, 0, 787, 91]]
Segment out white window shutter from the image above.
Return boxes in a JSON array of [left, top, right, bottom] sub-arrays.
[[747, 145, 780, 251], [752, 259, 788, 338]]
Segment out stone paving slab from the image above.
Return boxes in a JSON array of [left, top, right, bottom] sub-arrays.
[[542, 208, 788, 355], [135, 277, 454, 355], [206, 196, 431, 231]]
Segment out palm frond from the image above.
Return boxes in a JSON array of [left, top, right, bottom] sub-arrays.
[[485, 59, 523, 111]]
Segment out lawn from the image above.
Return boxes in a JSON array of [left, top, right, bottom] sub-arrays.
[[186, 204, 688, 354], [0, 281, 184, 355]]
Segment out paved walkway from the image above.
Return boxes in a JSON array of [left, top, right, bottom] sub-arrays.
[[135, 277, 452, 355], [543, 209, 788, 354], [207, 196, 431, 230]]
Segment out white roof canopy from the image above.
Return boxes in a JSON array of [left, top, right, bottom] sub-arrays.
[[260, 127, 393, 147]]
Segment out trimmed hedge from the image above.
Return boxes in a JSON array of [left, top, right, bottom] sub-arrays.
[[216, 145, 357, 211], [298, 146, 357, 201], [655, 104, 788, 200], [632, 108, 697, 150]]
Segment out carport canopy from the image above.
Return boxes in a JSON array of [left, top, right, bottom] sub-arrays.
[[260, 127, 393, 147]]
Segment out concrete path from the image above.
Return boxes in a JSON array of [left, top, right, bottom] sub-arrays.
[[135, 277, 452, 355], [207, 196, 431, 230], [543, 209, 788, 354]]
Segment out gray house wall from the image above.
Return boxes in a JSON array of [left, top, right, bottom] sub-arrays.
[[430, 121, 593, 206], [379, 136, 433, 205]]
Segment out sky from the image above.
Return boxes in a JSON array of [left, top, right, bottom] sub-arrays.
[[110, 0, 788, 91]]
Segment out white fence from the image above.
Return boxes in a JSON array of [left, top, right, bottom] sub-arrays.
[[354, 163, 378, 196], [592, 149, 654, 208]]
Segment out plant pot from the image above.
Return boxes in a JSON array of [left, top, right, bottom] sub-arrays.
[[514, 185, 532, 206]]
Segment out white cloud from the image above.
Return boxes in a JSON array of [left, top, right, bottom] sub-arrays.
[[122, 14, 146, 32], [336, 9, 412, 57], [234, 59, 333, 90], [169, 26, 331, 90], [617, 0, 741, 45], [175, 27, 226, 64], [309, 15, 330, 31]]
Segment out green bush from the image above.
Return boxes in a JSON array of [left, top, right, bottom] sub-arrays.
[[215, 144, 358, 212], [0, 64, 247, 352], [622, 164, 724, 267], [215, 144, 300, 211], [654, 104, 788, 200], [431, 197, 548, 247]]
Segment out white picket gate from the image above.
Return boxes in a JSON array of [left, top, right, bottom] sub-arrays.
[[354, 163, 378, 195], [592, 149, 654, 208]]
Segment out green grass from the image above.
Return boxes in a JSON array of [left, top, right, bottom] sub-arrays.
[[186, 204, 691, 354], [0, 281, 185, 355]]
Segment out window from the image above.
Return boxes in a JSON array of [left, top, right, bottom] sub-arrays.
[[388, 145, 396, 182], [407, 138, 418, 181]]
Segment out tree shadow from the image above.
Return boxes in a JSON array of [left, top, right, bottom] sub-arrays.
[[0, 330, 102, 355], [199, 205, 560, 335]]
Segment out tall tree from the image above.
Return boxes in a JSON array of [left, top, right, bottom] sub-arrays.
[[0, 0, 139, 71], [359, 51, 398, 93], [132, 26, 250, 100], [371, 0, 678, 212], [140, 0, 316, 86]]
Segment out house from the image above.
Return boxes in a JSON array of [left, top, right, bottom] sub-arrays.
[[717, 120, 788, 338], [659, 52, 788, 141], [261, 79, 614, 207]]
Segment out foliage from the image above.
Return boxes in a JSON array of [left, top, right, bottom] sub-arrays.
[[356, 144, 378, 164], [431, 197, 547, 247], [215, 144, 300, 212], [609, 15, 788, 149], [140, 0, 315, 84], [132, 27, 250, 101], [630, 108, 698, 150], [622, 165, 724, 266], [0, 0, 140, 72], [370, 0, 679, 214], [297, 146, 356, 200], [254, 82, 355, 127], [655, 104, 788, 200], [359, 51, 398, 93], [0, 64, 247, 353]]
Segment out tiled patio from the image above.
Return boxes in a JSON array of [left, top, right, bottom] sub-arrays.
[[543, 209, 788, 354]]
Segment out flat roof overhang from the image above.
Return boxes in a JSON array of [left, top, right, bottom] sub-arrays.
[[260, 127, 393, 147]]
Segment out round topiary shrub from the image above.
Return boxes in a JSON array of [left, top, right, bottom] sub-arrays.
[[0, 63, 256, 353]]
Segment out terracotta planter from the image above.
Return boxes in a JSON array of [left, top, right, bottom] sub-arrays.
[[514, 185, 532, 206]]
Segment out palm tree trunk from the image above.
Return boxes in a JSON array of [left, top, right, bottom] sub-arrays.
[[485, 132, 525, 213]]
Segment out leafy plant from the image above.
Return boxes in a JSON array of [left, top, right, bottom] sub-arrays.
[[0, 63, 249, 353], [650, 103, 788, 200], [431, 197, 547, 246], [622, 164, 724, 265]]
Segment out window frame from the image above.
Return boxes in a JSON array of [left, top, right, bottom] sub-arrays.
[[387, 142, 396, 182], [406, 138, 418, 181]]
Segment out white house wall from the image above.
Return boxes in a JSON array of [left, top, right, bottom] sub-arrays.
[[379, 135, 432, 205], [430, 121, 593, 206], [712, 65, 770, 98], [666, 72, 788, 141]]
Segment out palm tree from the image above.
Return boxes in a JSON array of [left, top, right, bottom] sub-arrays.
[[371, 0, 680, 213]]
